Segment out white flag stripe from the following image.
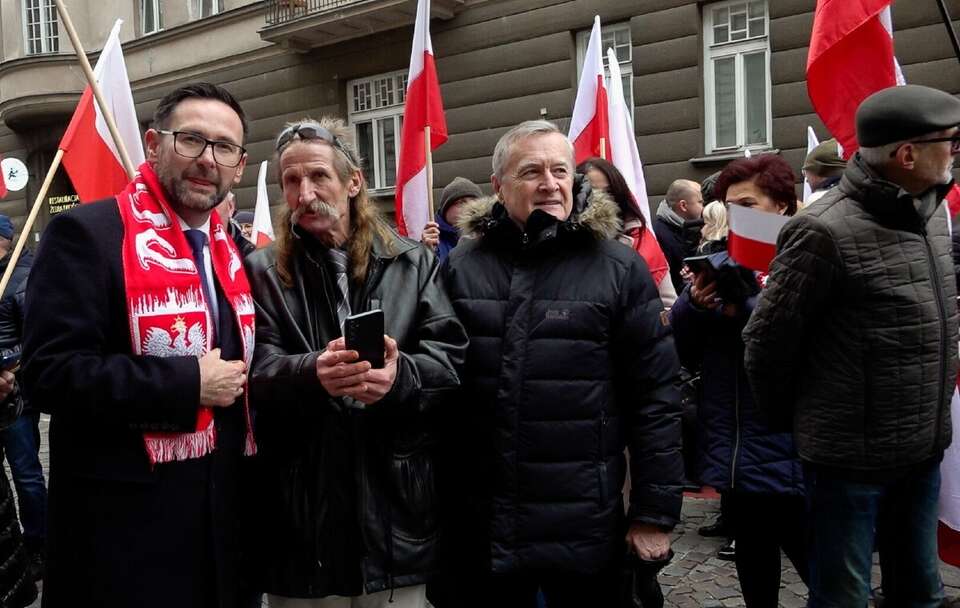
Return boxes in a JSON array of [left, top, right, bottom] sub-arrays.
[[728, 203, 789, 245], [803, 126, 819, 202], [93, 20, 145, 170], [407, 0, 431, 81], [568, 15, 604, 143], [251, 160, 274, 243], [401, 167, 429, 244], [606, 48, 650, 226]]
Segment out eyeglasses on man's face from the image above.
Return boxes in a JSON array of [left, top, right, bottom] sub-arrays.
[[156, 129, 246, 167], [890, 134, 960, 158]]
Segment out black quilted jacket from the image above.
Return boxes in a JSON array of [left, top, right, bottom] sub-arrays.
[[743, 154, 958, 474], [440, 182, 683, 575]]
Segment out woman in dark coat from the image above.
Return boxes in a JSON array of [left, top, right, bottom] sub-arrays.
[[670, 155, 807, 607]]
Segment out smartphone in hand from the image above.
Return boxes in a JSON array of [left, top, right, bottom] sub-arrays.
[[344, 310, 385, 369]]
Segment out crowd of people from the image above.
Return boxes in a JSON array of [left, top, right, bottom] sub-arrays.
[[0, 80, 950, 608]]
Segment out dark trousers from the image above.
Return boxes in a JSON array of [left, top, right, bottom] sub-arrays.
[[1, 410, 47, 546], [804, 462, 943, 608], [459, 566, 621, 608], [729, 491, 809, 608]]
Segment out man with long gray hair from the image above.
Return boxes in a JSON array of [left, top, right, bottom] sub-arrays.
[[243, 117, 467, 608], [437, 120, 683, 606]]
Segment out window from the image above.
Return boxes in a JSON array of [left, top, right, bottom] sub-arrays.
[[347, 70, 408, 193], [23, 0, 59, 55], [703, 0, 771, 153], [141, 0, 161, 34], [193, 0, 222, 19], [576, 22, 633, 114]]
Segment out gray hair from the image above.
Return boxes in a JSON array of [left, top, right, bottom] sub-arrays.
[[858, 140, 905, 169], [274, 116, 362, 184], [491, 120, 573, 179]]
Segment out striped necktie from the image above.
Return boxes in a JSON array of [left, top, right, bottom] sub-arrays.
[[325, 248, 351, 331]]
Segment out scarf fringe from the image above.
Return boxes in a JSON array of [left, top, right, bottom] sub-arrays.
[[145, 421, 217, 466]]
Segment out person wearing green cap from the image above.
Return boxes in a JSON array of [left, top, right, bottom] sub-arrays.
[[802, 138, 846, 204], [743, 84, 960, 608]]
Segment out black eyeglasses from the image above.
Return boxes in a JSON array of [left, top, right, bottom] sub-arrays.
[[275, 122, 357, 164], [157, 129, 246, 167], [890, 134, 960, 157]]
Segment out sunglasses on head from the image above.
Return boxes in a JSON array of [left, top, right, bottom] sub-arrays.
[[275, 122, 356, 162]]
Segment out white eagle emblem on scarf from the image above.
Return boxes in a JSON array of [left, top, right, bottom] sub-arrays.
[[142, 316, 207, 357]]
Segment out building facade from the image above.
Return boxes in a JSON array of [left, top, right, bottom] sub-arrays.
[[0, 0, 958, 238]]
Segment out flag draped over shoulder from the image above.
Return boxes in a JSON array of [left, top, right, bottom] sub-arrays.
[[806, 0, 899, 157], [394, 0, 447, 240], [569, 16, 609, 164], [59, 19, 144, 203]]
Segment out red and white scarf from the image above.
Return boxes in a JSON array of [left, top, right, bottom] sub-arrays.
[[117, 162, 256, 466]]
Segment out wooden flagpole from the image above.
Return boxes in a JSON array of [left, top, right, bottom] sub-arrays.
[[425, 126, 435, 218], [599, 137, 606, 160], [936, 0, 960, 66], [0, 4, 137, 296]]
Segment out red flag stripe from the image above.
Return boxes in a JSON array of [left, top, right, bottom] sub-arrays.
[[807, 0, 896, 157], [572, 75, 610, 163], [60, 87, 130, 203], [728, 231, 778, 273]]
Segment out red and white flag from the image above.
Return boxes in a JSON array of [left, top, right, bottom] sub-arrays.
[[250, 160, 274, 248], [727, 204, 789, 272], [807, 0, 901, 158], [940, 183, 960, 567], [59, 19, 144, 203], [605, 47, 669, 287], [569, 16, 609, 163], [394, 0, 447, 240]]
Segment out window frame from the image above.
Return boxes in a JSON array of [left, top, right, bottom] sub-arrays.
[[22, 0, 59, 55], [575, 21, 634, 116], [193, 0, 223, 19], [140, 0, 162, 35], [347, 70, 409, 195], [702, 0, 772, 154]]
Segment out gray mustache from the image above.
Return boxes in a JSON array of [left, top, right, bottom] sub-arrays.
[[291, 200, 340, 225]]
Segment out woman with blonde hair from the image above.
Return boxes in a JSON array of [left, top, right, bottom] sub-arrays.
[[698, 201, 729, 254]]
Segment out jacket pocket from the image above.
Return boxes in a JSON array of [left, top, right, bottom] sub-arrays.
[[389, 442, 440, 543]]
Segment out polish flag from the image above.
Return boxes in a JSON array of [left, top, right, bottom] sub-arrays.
[[727, 204, 790, 272], [569, 16, 609, 163], [251, 160, 274, 248], [394, 0, 447, 240], [59, 19, 144, 203], [802, 126, 819, 202], [807, 0, 901, 158], [605, 48, 669, 287]]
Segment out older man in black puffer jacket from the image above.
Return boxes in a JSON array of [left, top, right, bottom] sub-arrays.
[[743, 85, 960, 608], [437, 120, 683, 608]]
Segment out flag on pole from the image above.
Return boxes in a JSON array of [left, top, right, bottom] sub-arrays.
[[0, 156, 7, 200], [251, 161, 275, 248], [569, 16, 610, 163], [59, 19, 144, 203], [802, 126, 820, 202], [807, 0, 901, 157], [727, 204, 790, 272], [605, 47, 669, 288], [394, 0, 447, 240]]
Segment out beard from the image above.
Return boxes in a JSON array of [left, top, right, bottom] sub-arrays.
[[156, 157, 228, 214]]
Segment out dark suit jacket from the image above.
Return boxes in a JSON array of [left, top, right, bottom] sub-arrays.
[[23, 199, 251, 608]]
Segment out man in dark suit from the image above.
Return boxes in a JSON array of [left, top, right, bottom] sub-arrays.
[[22, 83, 254, 608]]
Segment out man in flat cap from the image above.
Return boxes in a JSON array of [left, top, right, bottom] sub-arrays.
[[743, 84, 960, 607], [421, 176, 484, 262], [802, 138, 846, 204]]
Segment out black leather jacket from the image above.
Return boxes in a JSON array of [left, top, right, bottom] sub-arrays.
[[244, 227, 468, 597]]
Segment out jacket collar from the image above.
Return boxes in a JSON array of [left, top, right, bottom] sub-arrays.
[[292, 224, 416, 262], [840, 153, 954, 228], [656, 200, 686, 229], [457, 175, 622, 248]]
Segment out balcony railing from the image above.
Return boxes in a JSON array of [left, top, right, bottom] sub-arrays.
[[265, 0, 358, 26]]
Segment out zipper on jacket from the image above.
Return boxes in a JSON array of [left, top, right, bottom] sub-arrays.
[[598, 411, 608, 505], [922, 231, 949, 457], [730, 363, 741, 490]]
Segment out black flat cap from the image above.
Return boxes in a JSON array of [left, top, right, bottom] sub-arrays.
[[856, 85, 960, 148]]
